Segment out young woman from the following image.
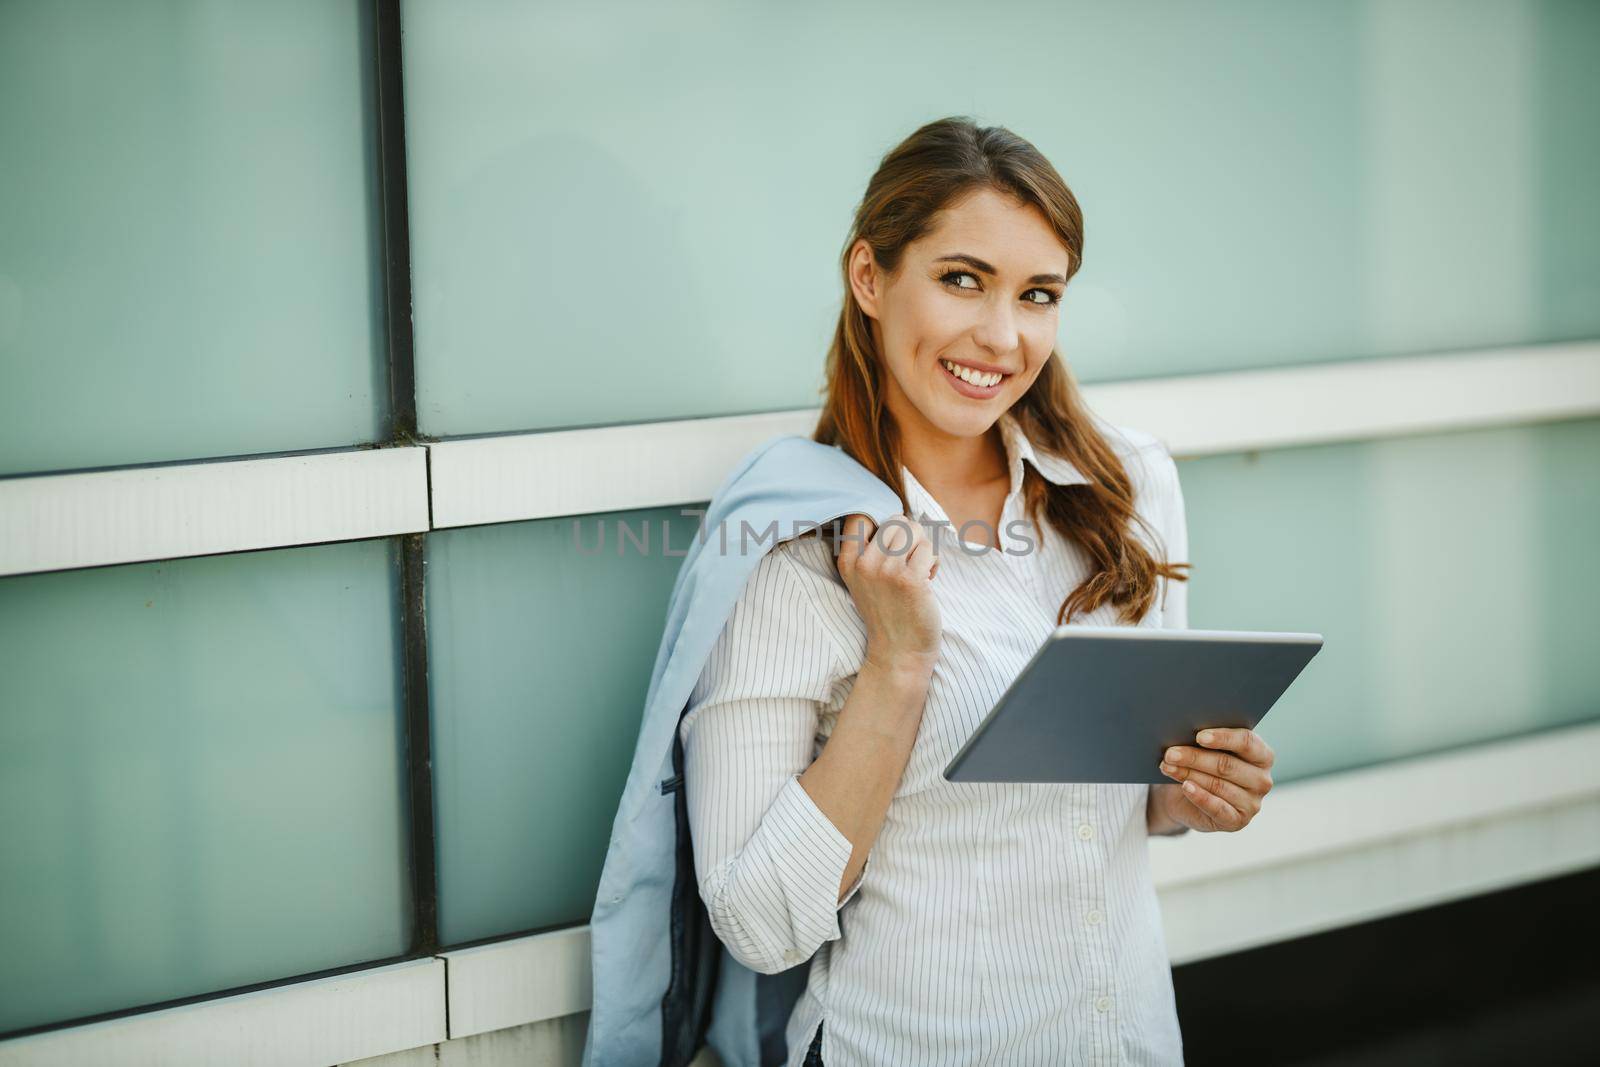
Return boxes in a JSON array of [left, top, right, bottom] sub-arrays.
[[679, 117, 1277, 1067]]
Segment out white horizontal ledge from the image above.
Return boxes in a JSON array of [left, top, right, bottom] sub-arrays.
[[428, 410, 811, 528], [0, 958, 446, 1067], [1156, 792, 1600, 967], [5, 342, 1592, 556], [0, 446, 430, 577], [1148, 718, 1600, 964], [1090, 338, 1600, 458], [428, 339, 1600, 527], [1148, 718, 1600, 887], [439, 925, 591, 1039]]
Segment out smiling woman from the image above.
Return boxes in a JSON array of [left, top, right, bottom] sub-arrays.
[[817, 122, 1182, 625], [659, 117, 1273, 1067]]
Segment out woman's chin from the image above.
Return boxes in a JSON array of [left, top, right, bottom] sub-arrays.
[[923, 401, 1007, 439]]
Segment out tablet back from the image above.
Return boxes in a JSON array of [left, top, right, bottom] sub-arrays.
[[942, 627, 1323, 784]]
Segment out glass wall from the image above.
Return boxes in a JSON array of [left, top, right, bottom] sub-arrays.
[[2, 0, 1596, 1044], [426, 506, 703, 943], [1182, 415, 1600, 781], [0, 0, 388, 477], [0, 540, 412, 1033], [400, 0, 1600, 437], [0, 0, 408, 1038]]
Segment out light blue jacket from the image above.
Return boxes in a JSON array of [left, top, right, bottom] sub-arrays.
[[582, 433, 905, 1067]]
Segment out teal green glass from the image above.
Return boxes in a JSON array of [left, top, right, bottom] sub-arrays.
[[0, 1, 387, 477], [0, 540, 412, 1034], [426, 507, 704, 945], [1182, 416, 1600, 781], [400, 0, 1599, 436]]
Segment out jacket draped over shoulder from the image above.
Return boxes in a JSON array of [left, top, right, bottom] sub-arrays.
[[583, 434, 903, 1067]]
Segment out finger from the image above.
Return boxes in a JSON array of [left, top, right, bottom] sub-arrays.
[[902, 514, 932, 561], [872, 515, 918, 560], [1176, 779, 1247, 830], [835, 514, 875, 569], [1195, 727, 1273, 769], [1155, 782, 1221, 833], [906, 535, 937, 580], [1163, 762, 1260, 819], [1162, 744, 1273, 795]]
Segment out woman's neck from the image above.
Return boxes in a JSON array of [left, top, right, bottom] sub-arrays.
[[896, 413, 1008, 500]]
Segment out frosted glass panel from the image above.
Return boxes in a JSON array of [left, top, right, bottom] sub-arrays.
[[427, 507, 700, 943], [401, 0, 1600, 436], [0, 1, 387, 477], [0, 540, 411, 1034], [1181, 416, 1600, 782]]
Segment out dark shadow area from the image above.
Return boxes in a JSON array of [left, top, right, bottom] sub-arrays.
[[1173, 864, 1599, 1065]]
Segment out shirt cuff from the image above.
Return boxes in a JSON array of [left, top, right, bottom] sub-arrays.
[[789, 773, 869, 908], [699, 773, 865, 973], [767, 773, 859, 924], [839, 852, 869, 906]]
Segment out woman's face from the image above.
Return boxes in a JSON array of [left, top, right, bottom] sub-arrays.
[[849, 185, 1070, 443]]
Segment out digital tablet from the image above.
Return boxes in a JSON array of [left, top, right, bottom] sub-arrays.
[[941, 626, 1323, 784]]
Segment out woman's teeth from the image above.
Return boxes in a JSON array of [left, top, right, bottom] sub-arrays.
[[941, 359, 1004, 387]]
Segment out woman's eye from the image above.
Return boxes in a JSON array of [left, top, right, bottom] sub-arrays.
[[940, 271, 1061, 307]]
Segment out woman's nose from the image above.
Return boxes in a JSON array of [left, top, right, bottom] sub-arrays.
[[971, 297, 1020, 355]]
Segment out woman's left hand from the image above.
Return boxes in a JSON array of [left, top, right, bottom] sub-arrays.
[[1154, 727, 1276, 832]]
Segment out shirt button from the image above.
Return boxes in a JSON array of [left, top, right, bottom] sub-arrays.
[[1095, 995, 1113, 1013], [1085, 909, 1103, 926], [1076, 822, 1094, 840]]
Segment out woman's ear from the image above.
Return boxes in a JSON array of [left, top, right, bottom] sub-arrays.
[[847, 239, 883, 321]]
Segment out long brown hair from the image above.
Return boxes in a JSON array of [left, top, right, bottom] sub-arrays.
[[813, 116, 1190, 626]]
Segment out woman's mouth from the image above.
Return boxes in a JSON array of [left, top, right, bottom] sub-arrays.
[[939, 357, 1009, 399]]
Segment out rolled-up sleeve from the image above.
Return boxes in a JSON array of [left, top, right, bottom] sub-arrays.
[[680, 540, 864, 975]]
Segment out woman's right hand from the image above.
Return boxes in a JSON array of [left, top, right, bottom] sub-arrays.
[[832, 513, 943, 678]]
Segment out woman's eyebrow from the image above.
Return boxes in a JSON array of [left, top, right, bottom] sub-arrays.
[[934, 252, 1066, 286]]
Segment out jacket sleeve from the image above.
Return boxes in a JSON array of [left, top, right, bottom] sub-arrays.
[[679, 538, 865, 975]]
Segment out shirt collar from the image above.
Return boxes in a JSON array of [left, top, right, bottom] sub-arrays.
[[997, 409, 1092, 494], [902, 410, 1091, 531]]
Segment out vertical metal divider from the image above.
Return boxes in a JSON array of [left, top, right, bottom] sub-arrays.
[[374, 0, 441, 962]]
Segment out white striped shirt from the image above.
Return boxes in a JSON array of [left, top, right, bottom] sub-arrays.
[[681, 411, 1190, 1066]]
